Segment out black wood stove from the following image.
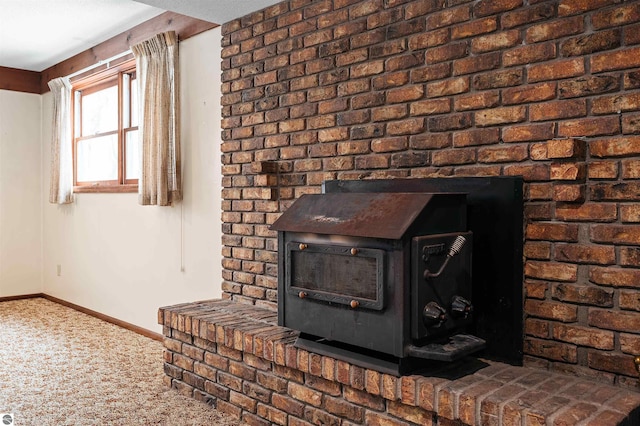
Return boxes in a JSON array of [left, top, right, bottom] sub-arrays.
[[271, 178, 524, 375]]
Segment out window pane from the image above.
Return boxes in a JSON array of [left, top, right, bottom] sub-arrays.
[[77, 135, 118, 182], [125, 130, 140, 180], [81, 85, 118, 136], [131, 77, 138, 127]]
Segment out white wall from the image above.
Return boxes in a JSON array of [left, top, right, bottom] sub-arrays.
[[42, 27, 223, 332], [0, 90, 42, 297]]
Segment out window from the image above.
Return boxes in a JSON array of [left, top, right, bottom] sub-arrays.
[[72, 59, 140, 192]]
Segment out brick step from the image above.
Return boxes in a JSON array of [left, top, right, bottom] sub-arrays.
[[159, 300, 640, 426]]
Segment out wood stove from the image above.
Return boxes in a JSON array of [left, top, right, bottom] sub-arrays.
[[272, 187, 496, 375]]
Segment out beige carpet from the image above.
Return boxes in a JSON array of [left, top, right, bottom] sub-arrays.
[[0, 298, 245, 426]]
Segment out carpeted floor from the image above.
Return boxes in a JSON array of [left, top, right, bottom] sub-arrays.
[[0, 297, 245, 426]]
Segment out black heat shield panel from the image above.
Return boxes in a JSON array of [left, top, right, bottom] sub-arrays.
[[323, 177, 524, 365]]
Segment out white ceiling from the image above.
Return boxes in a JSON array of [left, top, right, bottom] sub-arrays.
[[0, 0, 281, 72]]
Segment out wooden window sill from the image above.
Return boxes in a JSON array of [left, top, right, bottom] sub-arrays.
[[73, 185, 138, 194]]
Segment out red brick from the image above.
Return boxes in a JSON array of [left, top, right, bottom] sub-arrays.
[[550, 163, 586, 181], [589, 309, 640, 333], [387, 85, 424, 103], [531, 99, 587, 122], [524, 337, 577, 363], [553, 323, 614, 350], [558, 117, 620, 137], [372, 105, 407, 122], [475, 106, 526, 127], [480, 383, 527, 419], [410, 99, 451, 116], [453, 52, 500, 76], [590, 182, 640, 201], [426, 5, 471, 30], [474, 0, 522, 17], [410, 133, 451, 150], [526, 183, 553, 200], [524, 261, 578, 283], [426, 42, 469, 64], [525, 16, 584, 43], [471, 30, 520, 53], [504, 164, 550, 181], [473, 68, 523, 89], [592, 3, 640, 29], [620, 203, 640, 221], [627, 30, 640, 53], [503, 43, 556, 67], [400, 376, 417, 406], [288, 381, 322, 407], [323, 395, 364, 422], [256, 403, 287, 425], [592, 92, 640, 115], [553, 184, 585, 203], [559, 75, 620, 99], [411, 63, 451, 83], [588, 161, 618, 179], [431, 148, 476, 166], [525, 222, 578, 242], [558, 0, 616, 16], [526, 318, 550, 338], [478, 145, 528, 163], [365, 411, 416, 426], [555, 243, 615, 265], [552, 283, 614, 307], [547, 138, 587, 159], [528, 58, 585, 83], [622, 112, 640, 133], [453, 128, 500, 147], [526, 298, 578, 322], [356, 154, 389, 169], [428, 113, 472, 132], [525, 241, 551, 260], [555, 203, 617, 222], [587, 351, 638, 377], [502, 123, 555, 143], [408, 28, 449, 50], [560, 29, 622, 57], [591, 221, 640, 245], [592, 46, 640, 73], [457, 380, 502, 424], [590, 267, 640, 288], [451, 17, 497, 40], [427, 77, 470, 98], [453, 91, 500, 111], [503, 82, 556, 105], [621, 247, 640, 267], [343, 386, 385, 411], [502, 3, 556, 29]]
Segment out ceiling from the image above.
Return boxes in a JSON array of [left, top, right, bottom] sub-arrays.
[[0, 0, 281, 72]]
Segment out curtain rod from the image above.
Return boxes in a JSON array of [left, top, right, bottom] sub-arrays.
[[65, 49, 133, 80]]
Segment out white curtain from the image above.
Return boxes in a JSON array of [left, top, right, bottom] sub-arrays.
[[132, 31, 181, 206], [48, 77, 74, 204]]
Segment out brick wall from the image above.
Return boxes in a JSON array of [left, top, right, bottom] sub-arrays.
[[219, 0, 640, 386]]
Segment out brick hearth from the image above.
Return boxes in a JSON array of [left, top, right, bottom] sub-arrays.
[[159, 300, 640, 425]]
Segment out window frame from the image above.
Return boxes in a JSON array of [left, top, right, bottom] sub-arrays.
[[71, 59, 139, 193]]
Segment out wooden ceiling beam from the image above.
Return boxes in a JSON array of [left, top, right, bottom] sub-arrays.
[[37, 11, 218, 94], [0, 66, 41, 94]]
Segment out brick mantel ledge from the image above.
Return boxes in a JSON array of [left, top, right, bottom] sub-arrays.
[[159, 300, 640, 426]]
